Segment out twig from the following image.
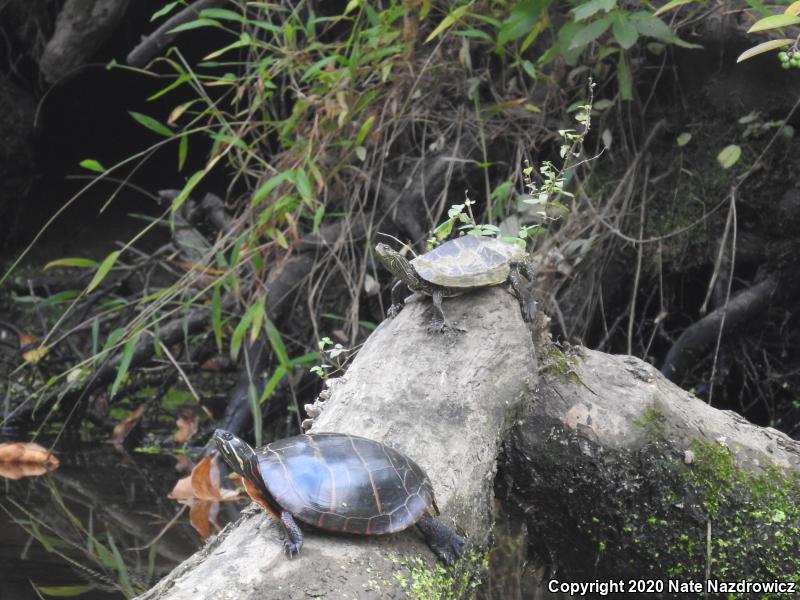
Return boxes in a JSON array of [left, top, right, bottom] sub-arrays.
[[126, 0, 227, 67]]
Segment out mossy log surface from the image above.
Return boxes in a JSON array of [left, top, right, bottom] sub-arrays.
[[503, 347, 800, 594], [136, 286, 537, 600]]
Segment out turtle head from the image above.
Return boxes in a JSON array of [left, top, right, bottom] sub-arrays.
[[375, 243, 422, 288], [214, 429, 260, 483]]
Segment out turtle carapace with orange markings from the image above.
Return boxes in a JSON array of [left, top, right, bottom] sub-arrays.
[[213, 429, 465, 564]]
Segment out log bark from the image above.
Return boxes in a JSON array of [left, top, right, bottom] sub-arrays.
[[136, 286, 537, 599], [502, 347, 800, 586]]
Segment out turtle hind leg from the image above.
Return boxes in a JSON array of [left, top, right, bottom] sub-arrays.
[[416, 512, 465, 565], [509, 264, 536, 322], [428, 289, 465, 334], [280, 511, 303, 557]]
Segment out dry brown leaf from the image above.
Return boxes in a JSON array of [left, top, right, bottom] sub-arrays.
[[0, 442, 60, 480], [110, 405, 145, 446], [191, 455, 222, 501], [189, 500, 221, 540], [174, 409, 199, 445], [19, 334, 37, 347], [168, 473, 195, 502]]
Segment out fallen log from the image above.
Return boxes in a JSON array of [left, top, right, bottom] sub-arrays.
[[136, 304, 800, 598], [502, 347, 800, 592], [136, 286, 537, 599]]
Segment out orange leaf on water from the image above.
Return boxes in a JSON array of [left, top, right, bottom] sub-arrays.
[[168, 454, 241, 539], [0, 442, 60, 480], [110, 405, 145, 446]]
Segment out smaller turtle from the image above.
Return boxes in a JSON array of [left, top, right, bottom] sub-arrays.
[[375, 235, 536, 333], [214, 429, 465, 564]]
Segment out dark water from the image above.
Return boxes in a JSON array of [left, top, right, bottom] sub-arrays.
[[0, 441, 228, 600]]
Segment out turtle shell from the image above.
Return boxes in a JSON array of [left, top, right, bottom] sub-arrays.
[[254, 433, 436, 535], [411, 235, 526, 288]]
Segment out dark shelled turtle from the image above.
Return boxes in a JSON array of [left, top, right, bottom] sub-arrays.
[[375, 235, 536, 333], [214, 429, 465, 564]]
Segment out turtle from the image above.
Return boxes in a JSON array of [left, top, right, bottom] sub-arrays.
[[213, 429, 465, 564], [375, 235, 536, 333]]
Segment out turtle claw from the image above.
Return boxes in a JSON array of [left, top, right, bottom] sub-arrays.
[[387, 304, 403, 319], [433, 533, 465, 565], [283, 539, 302, 557]]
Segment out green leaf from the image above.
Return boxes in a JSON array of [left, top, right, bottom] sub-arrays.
[[355, 146, 367, 161], [178, 134, 188, 171], [258, 364, 286, 405], [295, 169, 314, 205], [612, 14, 638, 49], [44, 257, 99, 270], [87, 251, 120, 293], [630, 12, 702, 48], [312, 205, 325, 232], [736, 38, 793, 63], [250, 297, 266, 345], [653, 0, 697, 16], [717, 144, 741, 169], [129, 111, 174, 137], [172, 169, 206, 212], [265, 319, 290, 368], [676, 132, 692, 146], [204, 37, 251, 60], [230, 309, 255, 361], [355, 115, 376, 145], [167, 18, 220, 35], [199, 8, 244, 22], [344, 0, 362, 15], [569, 14, 615, 50], [33, 585, 95, 597], [110, 331, 141, 398], [252, 170, 295, 206], [787, 1, 800, 16], [79, 159, 105, 173], [617, 52, 633, 100], [573, 0, 617, 22], [151, 2, 179, 21], [425, 5, 469, 43], [747, 14, 800, 33], [497, 0, 546, 46]]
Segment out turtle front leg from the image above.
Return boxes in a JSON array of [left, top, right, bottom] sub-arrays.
[[280, 510, 304, 557], [416, 512, 465, 565], [387, 280, 408, 319], [509, 263, 536, 322], [428, 289, 464, 334]]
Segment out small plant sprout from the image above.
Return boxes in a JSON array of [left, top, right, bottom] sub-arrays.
[[310, 337, 349, 379]]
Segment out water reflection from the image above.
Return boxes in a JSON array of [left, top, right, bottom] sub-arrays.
[[0, 442, 218, 599]]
